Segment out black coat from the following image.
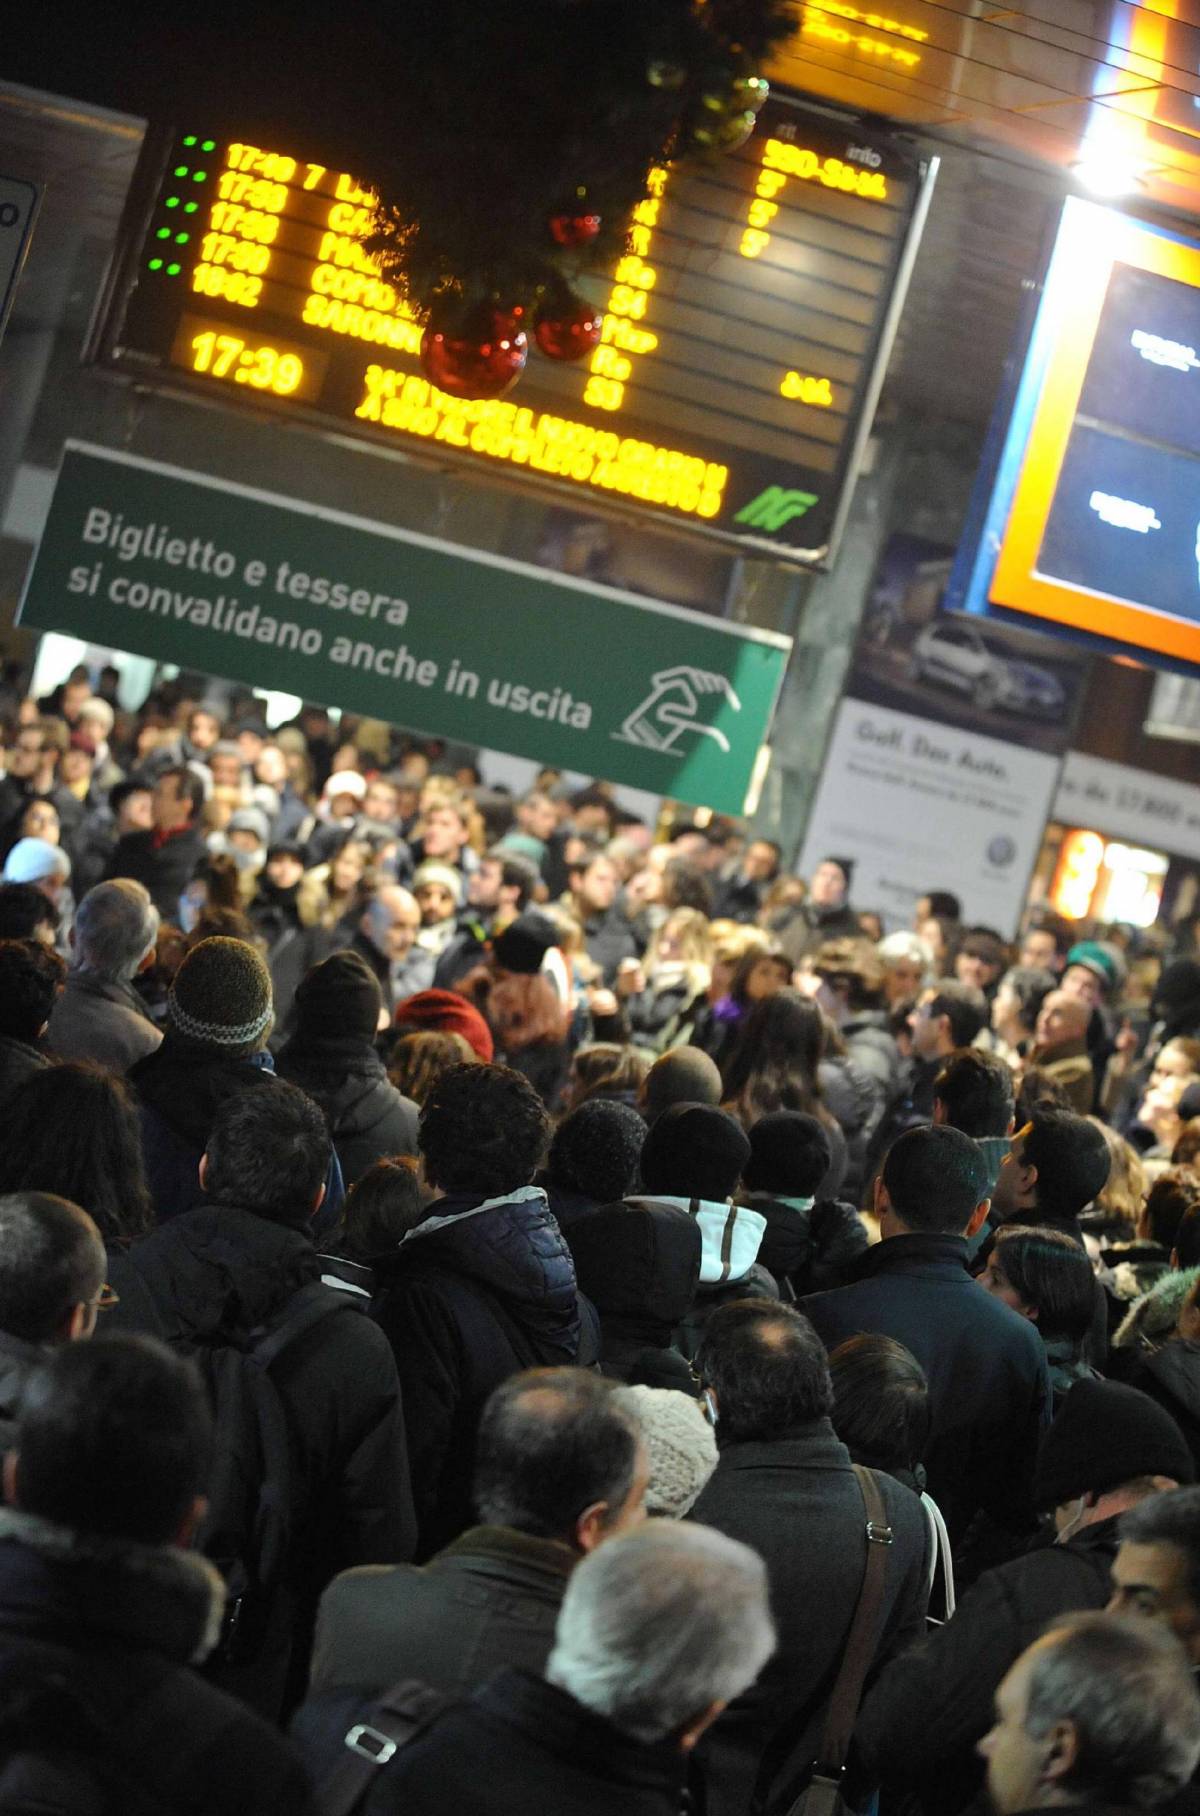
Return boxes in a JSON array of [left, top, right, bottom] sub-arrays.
[[0, 1510, 312, 1816], [1131, 1341, 1200, 1474], [276, 1035, 419, 1186], [373, 1187, 592, 1557], [853, 1516, 1122, 1816], [127, 1202, 416, 1702], [0, 1033, 48, 1107], [565, 1199, 701, 1391], [689, 1422, 930, 1816], [740, 1193, 868, 1297], [803, 1233, 1051, 1542], [292, 1666, 686, 1816], [308, 1524, 574, 1699], [106, 824, 209, 920], [0, 1331, 46, 1453]]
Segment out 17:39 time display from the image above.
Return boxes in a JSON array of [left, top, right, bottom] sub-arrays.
[[168, 313, 328, 403]]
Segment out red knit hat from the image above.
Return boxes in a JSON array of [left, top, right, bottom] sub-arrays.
[[393, 988, 494, 1062]]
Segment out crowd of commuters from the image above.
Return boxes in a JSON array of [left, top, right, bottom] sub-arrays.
[[2, 662, 1200, 1812]]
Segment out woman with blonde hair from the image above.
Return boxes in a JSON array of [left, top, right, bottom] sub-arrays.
[[624, 906, 714, 1051], [300, 838, 374, 930]]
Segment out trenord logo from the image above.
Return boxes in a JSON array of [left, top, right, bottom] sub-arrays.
[[733, 486, 820, 532]]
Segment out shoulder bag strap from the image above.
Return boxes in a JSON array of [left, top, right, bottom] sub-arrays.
[[803, 1465, 894, 1796], [314, 1679, 451, 1816]]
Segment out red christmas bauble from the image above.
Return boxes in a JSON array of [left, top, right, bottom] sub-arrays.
[[421, 316, 528, 399], [534, 297, 604, 361], [549, 210, 602, 247]]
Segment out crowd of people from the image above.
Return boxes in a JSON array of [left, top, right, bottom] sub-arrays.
[[1, 662, 1200, 1814]]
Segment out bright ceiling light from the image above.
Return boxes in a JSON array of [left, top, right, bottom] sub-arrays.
[[1070, 154, 1147, 199]]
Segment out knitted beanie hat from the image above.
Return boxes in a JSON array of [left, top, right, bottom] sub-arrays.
[[548, 1098, 646, 1201], [1034, 1379, 1195, 1510], [167, 936, 273, 1055], [625, 1386, 718, 1518], [743, 1111, 832, 1197], [393, 987, 494, 1061], [640, 1102, 751, 1201], [412, 861, 464, 906], [295, 948, 382, 1045], [493, 910, 560, 977]]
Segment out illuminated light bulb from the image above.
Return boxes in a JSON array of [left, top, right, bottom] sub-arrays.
[[166, 263, 181, 276], [174, 165, 189, 177], [156, 227, 171, 239], [184, 202, 199, 213], [148, 258, 163, 271], [202, 140, 216, 152], [1071, 154, 1147, 199], [165, 196, 180, 208]]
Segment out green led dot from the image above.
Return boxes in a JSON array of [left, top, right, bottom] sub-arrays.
[[173, 165, 188, 177], [193, 170, 206, 182], [182, 135, 197, 147], [202, 140, 216, 152], [156, 227, 170, 239], [174, 231, 189, 243], [165, 196, 179, 208], [148, 258, 163, 271], [166, 263, 181, 276], [184, 201, 199, 213]]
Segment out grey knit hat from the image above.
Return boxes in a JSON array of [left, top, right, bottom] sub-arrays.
[[625, 1385, 718, 1519], [168, 936, 273, 1054]]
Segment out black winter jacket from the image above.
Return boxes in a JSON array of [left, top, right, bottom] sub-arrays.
[[853, 1516, 1123, 1816], [0, 1509, 312, 1816], [308, 1524, 574, 1699], [803, 1234, 1051, 1542], [106, 824, 208, 921], [690, 1423, 930, 1816], [565, 1199, 701, 1391], [1131, 1340, 1200, 1475], [127, 1201, 415, 1706], [739, 1192, 868, 1297], [373, 1186, 594, 1557], [0, 1331, 46, 1454], [293, 1666, 686, 1816], [276, 1034, 419, 1185], [0, 1033, 48, 1108]]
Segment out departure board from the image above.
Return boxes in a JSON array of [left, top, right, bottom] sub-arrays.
[[94, 101, 931, 565], [961, 199, 1200, 669]]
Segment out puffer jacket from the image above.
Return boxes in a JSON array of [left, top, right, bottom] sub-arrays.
[[565, 1200, 701, 1390], [276, 1035, 418, 1185], [1129, 1338, 1200, 1473], [373, 1186, 595, 1556], [739, 1192, 869, 1297]]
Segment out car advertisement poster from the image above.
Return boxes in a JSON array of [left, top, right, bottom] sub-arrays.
[[798, 535, 1089, 932]]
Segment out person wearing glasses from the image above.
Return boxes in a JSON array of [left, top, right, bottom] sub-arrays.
[[0, 1189, 110, 1451]]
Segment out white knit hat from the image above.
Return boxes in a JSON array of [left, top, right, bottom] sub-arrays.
[[625, 1385, 718, 1519]]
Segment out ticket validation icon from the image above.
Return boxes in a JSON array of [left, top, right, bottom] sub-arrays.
[[614, 666, 742, 756]]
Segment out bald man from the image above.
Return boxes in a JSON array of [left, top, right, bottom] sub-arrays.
[[1028, 990, 1094, 1116]]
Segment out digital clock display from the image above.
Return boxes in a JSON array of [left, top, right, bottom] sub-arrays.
[[96, 104, 931, 564]]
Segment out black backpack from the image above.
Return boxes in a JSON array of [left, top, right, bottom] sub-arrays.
[[194, 1281, 352, 1665]]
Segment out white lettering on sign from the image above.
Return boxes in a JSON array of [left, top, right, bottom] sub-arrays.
[[1131, 328, 1200, 373], [1088, 490, 1161, 533]]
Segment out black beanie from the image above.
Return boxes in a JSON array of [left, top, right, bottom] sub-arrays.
[[743, 1111, 832, 1197], [295, 949, 382, 1044], [493, 910, 560, 976], [548, 1099, 647, 1202], [640, 1102, 751, 1202], [1034, 1379, 1195, 1511]]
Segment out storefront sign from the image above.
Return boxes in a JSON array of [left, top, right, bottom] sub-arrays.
[[17, 444, 790, 813], [799, 696, 1062, 933], [1052, 752, 1200, 862]]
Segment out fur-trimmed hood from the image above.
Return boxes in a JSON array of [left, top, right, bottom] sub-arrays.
[[0, 1507, 225, 1664], [1113, 1266, 1200, 1352]]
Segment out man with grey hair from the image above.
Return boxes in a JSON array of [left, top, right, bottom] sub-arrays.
[[46, 878, 161, 1072], [980, 1612, 1200, 1814], [293, 1520, 773, 1814]]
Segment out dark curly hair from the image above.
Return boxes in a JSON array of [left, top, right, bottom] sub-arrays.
[[419, 1062, 550, 1195], [0, 1062, 153, 1240], [0, 939, 65, 1042]]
